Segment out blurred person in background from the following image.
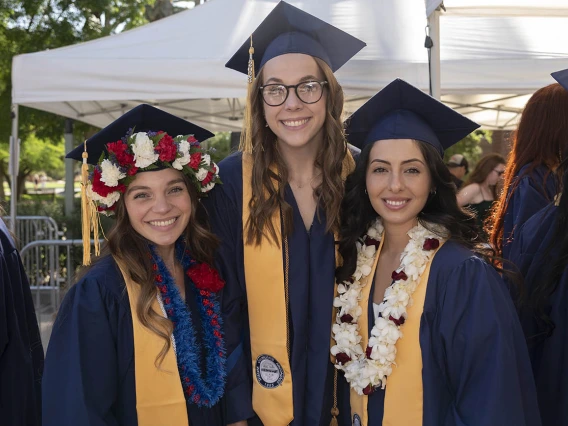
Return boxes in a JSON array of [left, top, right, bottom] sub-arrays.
[[446, 153, 469, 189], [457, 153, 506, 237]]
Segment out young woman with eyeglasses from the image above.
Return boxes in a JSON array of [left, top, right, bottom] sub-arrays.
[[201, 2, 365, 425], [457, 153, 506, 237]]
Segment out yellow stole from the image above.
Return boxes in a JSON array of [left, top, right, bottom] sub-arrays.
[[347, 240, 444, 426], [242, 152, 355, 426], [117, 261, 189, 426]]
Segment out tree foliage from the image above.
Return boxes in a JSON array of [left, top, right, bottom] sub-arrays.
[[443, 129, 492, 168]]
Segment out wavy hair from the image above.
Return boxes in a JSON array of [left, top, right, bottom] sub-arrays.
[[82, 172, 218, 366], [336, 140, 487, 283], [242, 57, 348, 245], [489, 83, 568, 256], [464, 153, 506, 200]]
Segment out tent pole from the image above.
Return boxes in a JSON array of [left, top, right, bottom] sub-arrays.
[[9, 104, 19, 235], [64, 119, 75, 219], [427, 9, 441, 100]]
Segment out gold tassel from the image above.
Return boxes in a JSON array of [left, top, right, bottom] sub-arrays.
[[80, 141, 92, 265], [239, 35, 255, 153], [330, 369, 339, 426]]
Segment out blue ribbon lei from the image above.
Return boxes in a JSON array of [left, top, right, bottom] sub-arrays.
[[150, 242, 226, 407]]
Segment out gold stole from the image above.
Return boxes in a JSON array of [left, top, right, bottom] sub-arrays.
[[117, 261, 189, 426], [242, 152, 355, 426], [348, 241, 444, 426]]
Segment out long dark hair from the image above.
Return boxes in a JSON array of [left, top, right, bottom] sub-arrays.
[[242, 57, 348, 245], [336, 139, 482, 282], [489, 83, 568, 256], [81, 171, 219, 366], [525, 158, 568, 342]]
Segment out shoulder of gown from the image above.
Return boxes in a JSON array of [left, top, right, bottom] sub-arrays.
[[421, 240, 541, 426], [42, 254, 136, 426]]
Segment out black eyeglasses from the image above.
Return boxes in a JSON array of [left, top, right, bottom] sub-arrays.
[[494, 169, 505, 176], [259, 80, 328, 107]]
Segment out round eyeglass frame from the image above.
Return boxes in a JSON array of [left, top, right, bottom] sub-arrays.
[[259, 80, 328, 107]]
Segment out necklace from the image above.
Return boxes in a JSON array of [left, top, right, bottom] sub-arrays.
[[331, 219, 446, 395], [150, 241, 226, 407]]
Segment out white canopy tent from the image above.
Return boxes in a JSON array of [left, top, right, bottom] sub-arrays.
[[9, 0, 568, 229]]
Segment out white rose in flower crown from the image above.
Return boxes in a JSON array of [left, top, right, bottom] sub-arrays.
[[195, 168, 208, 181], [202, 153, 211, 166], [100, 159, 126, 187], [172, 140, 191, 170], [131, 132, 159, 168], [102, 191, 121, 208], [201, 182, 216, 192]]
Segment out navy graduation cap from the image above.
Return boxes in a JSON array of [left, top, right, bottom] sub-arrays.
[[552, 68, 568, 92], [66, 104, 214, 164], [225, 1, 366, 74], [345, 79, 480, 156]]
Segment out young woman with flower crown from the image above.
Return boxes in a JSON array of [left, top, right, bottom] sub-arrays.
[[42, 105, 226, 426], [331, 80, 540, 426], [202, 3, 365, 426]]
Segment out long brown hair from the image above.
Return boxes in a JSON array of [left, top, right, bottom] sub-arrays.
[[489, 83, 568, 256], [88, 172, 218, 366], [243, 57, 347, 245], [464, 153, 506, 200]]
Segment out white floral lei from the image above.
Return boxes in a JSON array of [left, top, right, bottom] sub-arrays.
[[331, 218, 447, 395]]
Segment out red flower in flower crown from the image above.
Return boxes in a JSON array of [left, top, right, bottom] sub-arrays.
[[189, 152, 202, 170], [201, 171, 215, 186], [92, 168, 126, 197], [187, 135, 198, 143], [423, 238, 440, 251], [391, 270, 408, 281], [107, 140, 135, 168], [187, 263, 225, 292], [155, 133, 177, 162]]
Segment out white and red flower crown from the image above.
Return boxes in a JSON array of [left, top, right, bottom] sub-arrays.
[[88, 129, 221, 214]]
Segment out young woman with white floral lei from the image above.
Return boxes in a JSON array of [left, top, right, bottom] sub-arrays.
[[43, 105, 227, 426], [331, 80, 541, 426]]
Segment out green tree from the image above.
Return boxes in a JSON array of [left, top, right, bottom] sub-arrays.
[[443, 129, 492, 169], [202, 132, 232, 164]]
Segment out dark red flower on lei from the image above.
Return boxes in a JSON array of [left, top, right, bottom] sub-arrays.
[[365, 346, 373, 359], [423, 238, 440, 251], [155, 133, 177, 162], [362, 384, 375, 395], [186, 262, 225, 292], [364, 236, 381, 248], [335, 352, 351, 365], [389, 315, 405, 326], [340, 314, 354, 323], [189, 152, 202, 170], [391, 270, 408, 281], [92, 168, 126, 198]]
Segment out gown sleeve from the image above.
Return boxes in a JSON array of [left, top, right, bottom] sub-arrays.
[[0, 235, 44, 426], [202, 164, 255, 423], [42, 274, 126, 426], [435, 257, 541, 426]]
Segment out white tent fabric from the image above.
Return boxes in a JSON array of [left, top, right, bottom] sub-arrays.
[[12, 0, 568, 133], [426, 0, 568, 18]]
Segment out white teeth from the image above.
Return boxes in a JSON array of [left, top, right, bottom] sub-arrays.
[[282, 119, 309, 127], [149, 218, 176, 227], [385, 200, 407, 206]]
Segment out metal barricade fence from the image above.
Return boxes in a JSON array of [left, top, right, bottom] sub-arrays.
[[2, 216, 63, 247]]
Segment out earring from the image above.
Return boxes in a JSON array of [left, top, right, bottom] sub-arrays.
[[430, 188, 437, 195], [364, 189, 368, 194], [265, 122, 268, 127]]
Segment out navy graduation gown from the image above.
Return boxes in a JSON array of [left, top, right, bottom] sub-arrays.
[[509, 204, 567, 426], [502, 164, 558, 260], [338, 241, 541, 426], [42, 255, 225, 426], [0, 219, 43, 426], [202, 152, 340, 425]]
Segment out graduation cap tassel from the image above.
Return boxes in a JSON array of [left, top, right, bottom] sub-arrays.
[[240, 35, 255, 153], [80, 141, 92, 265]]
